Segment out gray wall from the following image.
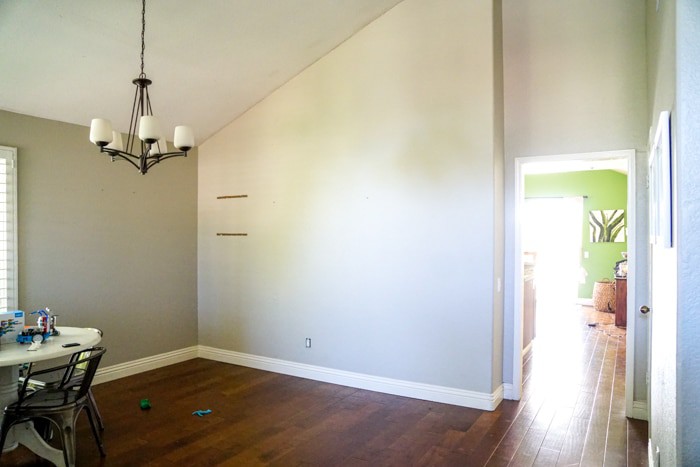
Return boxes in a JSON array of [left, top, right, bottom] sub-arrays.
[[676, 1, 700, 461], [0, 110, 198, 367], [501, 0, 649, 402]]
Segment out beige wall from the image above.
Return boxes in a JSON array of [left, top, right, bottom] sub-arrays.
[[0, 110, 198, 367], [199, 0, 503, 396]]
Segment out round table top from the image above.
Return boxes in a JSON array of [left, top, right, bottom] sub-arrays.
[[0, 327, 102, 366]]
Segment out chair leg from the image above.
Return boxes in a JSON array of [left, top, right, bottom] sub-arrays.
[[53, 412, 77, 467], [0, 414, 16, 461], [87, 389, 104, 431], [85, 405, 106, 457]]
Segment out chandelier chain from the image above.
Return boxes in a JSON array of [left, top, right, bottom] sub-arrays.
[[140, 0, 146, 78]]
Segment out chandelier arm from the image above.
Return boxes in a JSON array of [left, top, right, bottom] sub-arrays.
[[149, 152, 187, 163], [101, 148, 142, 172], [145, 86, 154, 115], [126, 84, 141, 156], [144, 153, 186, 171]]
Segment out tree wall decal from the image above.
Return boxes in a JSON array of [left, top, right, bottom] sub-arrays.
[[589, 209, 625, 243]]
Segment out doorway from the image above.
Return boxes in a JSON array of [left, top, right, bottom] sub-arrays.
[[510, 150, 637, 417]]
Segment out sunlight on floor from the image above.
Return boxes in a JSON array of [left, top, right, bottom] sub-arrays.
[[527, 282, 626, 402]]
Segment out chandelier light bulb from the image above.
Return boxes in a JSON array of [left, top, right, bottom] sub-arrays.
[[174, 125, 194, 151], [138, 116, 162, 144], [89, 119, 113, 147], [149, 138, 168, 156], [106, 131, 124, 151]]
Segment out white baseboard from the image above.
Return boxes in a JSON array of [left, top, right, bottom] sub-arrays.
[[649, 439, 660, 466], [93, 346, 199, 385], [577, 298, 594, 306], [92, 345, 503, 411], [198, 346, 503, 411], [503, 383, 516, 400], [629, 400, 649, 421]]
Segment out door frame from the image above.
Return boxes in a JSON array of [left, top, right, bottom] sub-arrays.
[[510, 149, 637, 416]]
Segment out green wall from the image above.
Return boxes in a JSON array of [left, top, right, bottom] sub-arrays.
[[525, 170, 627, 299]]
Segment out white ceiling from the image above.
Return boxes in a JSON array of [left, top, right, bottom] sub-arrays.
[[0, 0, 403, 144]]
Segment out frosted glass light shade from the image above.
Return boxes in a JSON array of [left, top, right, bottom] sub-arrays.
[[173, 125, 194, 151], [106, 131, 124, 151], [89, 119, 113, 146], [150, 138, 168, 156], [138, 116, 161, 144]]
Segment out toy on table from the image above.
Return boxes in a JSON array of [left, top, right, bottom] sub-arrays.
[[16, 308, 59, 345]]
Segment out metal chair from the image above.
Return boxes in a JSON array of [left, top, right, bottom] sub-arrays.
[[0, 347, 107, 467], [20, 329, 105, 431]]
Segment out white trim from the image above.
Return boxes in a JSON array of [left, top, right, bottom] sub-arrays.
[[199, 346, 503, 411], [649, 439, 659, 466], [93, 346, 198, 385], [522, 341, 533, 358], [0, 146, 18, 312], [576, 298, 594, 306], [92, 345, 504, 411], [503, 383, 516, 400], [511, 157, 525, 400], [624, 152, 638, 419], [630, 400, 649, 421]]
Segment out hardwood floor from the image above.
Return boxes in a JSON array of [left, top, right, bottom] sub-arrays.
[[4, 307, 647, 466]]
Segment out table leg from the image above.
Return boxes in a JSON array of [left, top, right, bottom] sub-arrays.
[[13, 421, 65, 466], [0, 366, 66, 466], [0, 365, 19, 450]]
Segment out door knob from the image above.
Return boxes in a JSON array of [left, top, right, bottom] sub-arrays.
[[640, 305, 651, 314]]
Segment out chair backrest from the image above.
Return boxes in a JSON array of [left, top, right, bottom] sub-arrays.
[[19, 347, 107, 404], [62, 346, 106, 396]]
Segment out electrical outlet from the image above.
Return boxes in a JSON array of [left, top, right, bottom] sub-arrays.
[[305, 338, 311, 348]]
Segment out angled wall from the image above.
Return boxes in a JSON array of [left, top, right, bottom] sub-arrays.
[[198, 0, 504, 404]]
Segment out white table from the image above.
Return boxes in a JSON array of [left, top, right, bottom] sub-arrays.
[[0, 326, 102, 466]]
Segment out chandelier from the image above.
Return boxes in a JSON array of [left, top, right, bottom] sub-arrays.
[[89, 0, 194, 175]]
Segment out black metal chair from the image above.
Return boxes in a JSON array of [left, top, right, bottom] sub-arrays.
[[0, 347, 107, 467], [20, 329, 105, 431]]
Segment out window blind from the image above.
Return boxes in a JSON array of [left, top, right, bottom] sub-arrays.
[[0, 147, 17, 312]]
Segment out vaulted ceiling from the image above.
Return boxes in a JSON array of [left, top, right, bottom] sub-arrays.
[[0, 0, 403, 144]]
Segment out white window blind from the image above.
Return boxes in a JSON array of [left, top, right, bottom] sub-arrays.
[[0, 146, 17, 312]]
